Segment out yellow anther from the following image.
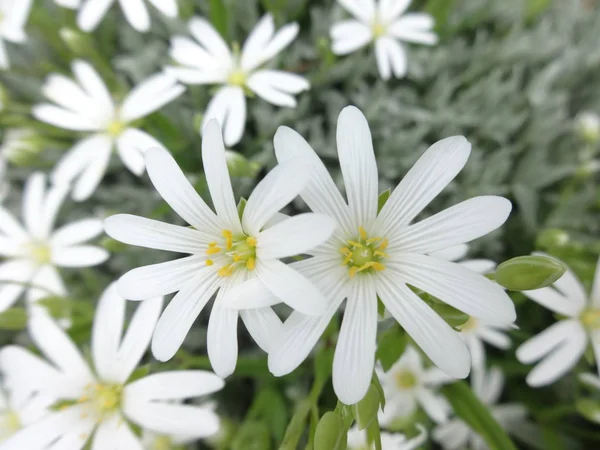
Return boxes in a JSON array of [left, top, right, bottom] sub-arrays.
[[340, 247, 351, 255], [246, 236, 257, 246], [372, 262, 386, 271], [374, 250, 389, 258], [348, 266, 359, 278], [347, 241, 363, 248], [357, 262, 375, 273], [222, 230, 232, 238], [378, 238, 388, 251], [208, 242, 217, 247], [205, 259, 214, 266], [342, 253, 353, 265], [218, 265, 234, 277], [206, 246, 221, 255], [359, 226, 368, 240], [366, 236, 382, 243], [232, 254, 241, 262], [78, 396, 89, 403], [246, 257, 255, 270]]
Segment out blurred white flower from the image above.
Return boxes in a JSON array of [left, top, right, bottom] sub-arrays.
[[575, 111, 600, 143], [0, 129, 41, 166], [258, 106, 515, 405], [378, 346, 453, 425], [0, 172, 108, 314], [0, 0, 33, 69], [54, 0, 178, 33], [516, 255, 600, 387], [33, 60, 184, 201], [433, 367, 531, 450], [104, 121, 335, 377], [0, 151, 7, 202], [0, 283, 223, 450], [347, 423, 427, 450], [166, 14, 309, 147], [330, 0, 437, 80], [580, 373, 600, 391], [0, 388, 53, 443]]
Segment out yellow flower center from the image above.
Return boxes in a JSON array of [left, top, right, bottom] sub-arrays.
[[459, 316, 478, 332], [0, 410, 21, 442], [206, 230, 257, 277], [228, 69, 247, 87], [27, 242, 52, 265], [77, 383, 123, 419], [341, 227, 387, 277], [106, 120, 126, 137], [581, 309, 600, 329], [395, 370, 417, 389], [372, 20, 387, 38]]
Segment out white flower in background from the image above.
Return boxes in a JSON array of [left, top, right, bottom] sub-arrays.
[[33, 60, 184, 201], [433, 367, 531, 450], [432, 244, 514, 372], [580, 373, 600, 391], [0, 151, 7, 202], [575, 111, 600, 143], [104, 121, 335, 377], [347, 424, 427, 450], [0, 283, 223, 450], [0, 129, 38, 165], [0, 0, 34, 69], [54, 0, 178, 33], [330, 0, 437, 80], [257, 106, 515, 405], [166, 14, 309, 147], [378, 346, 453, 425], [0, 172, 108, 313], [0, 388, 53, 442], [516, 256, 600, 387]]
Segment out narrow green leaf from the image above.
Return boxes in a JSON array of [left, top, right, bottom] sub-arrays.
[[377, 189, 391, 213], [441, 381, 518, 450], [278, 400, 312, 450], [0, 308, 27, 330], [237, 197, 247, 220], [209, 0, 229, 39], [496, 255, 567, 291], [352, 384, 380, 430]]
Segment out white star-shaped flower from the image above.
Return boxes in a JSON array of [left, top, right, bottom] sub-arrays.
[[347, 423, 427, 450], [0, 283, 223, 450], [378, 346, 454, 425], [433, 367, 531, 450], [104, 121, 335, 377], [239, 106, 515, 405], [516, 255, 600, 387], [0, 0, 33, 69], [330, 0, 437, 80], [32, 60, 184, 201], [0, 172, 108, 314], [54, 0, 178, 33], [0, 387, 53, 443], [166, 14, 309, 147]]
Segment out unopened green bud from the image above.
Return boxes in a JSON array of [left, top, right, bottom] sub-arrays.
[[575, 111, 600, 144], [1, 129, 44, 166], [226, 150, 260, 178], [59, 27, 92, 54], [352, 384, 381, 429], [536, 229, 570, 249], [314, 411, 344, 450], [576, 398, 600, 424], [496, 255, 567, 291]]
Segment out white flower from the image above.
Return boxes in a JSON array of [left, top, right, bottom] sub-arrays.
[[330, 0, 437, 80], [54, 0, 178, 33], [104, 121, 335, 377], [378, 346, 453, 425], [516, 255, 600, 387], [166, 14, 309, 147], [580, 373, 600, 391], [0, 388, 53, 443], [255, 106, 515, 405], [0, 283, 223, 450], [0, 0, 33, 69], [347, 424, 427, 450], [433, 367, 531, 450], [0, 151, 7, 202], [0, 172, 108, 314], [33, 60, 184, 201], [575, 111, 600, 143]]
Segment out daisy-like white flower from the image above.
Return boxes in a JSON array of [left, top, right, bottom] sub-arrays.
[[252, 106, 515, 405], [0, 172, 108, 313], [516, 255, 600, 387], [330, 0, 437, 80], [104, 120, 335, 377], [33, 60, 184, 201], [0, 0, 33, 69], [54, 0, 178, 33], [0, 388, 53, 443], [378, 346, 453, 425], [433, 367, 530, 450], [166, 14, 309, 147], [0, 283, 223, 450], [347, 424, 426, 450]]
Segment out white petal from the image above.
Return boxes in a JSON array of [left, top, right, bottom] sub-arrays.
[[92, 413, 142, 450], [338, 0, 375, 22], [104, 214, 213, 254], [378, 274, 470, 378], [374, 38, 392, 80], [516, 319, 583, 364], [591, 256, 600, 307], [92, 283, 125, 382], [151, 268, 220, 361], [465, 334, 486, 372], [242, 157, 312, 235], [120, 73, 183, 122], [32, 104, 101, 131], [273, 126, 353, 235], [389, 196, 512, 255], [207, 304, 239, 377], [116, 129, 165, 176], [389, 253, 516, 324], [550, 264, 587, 310], [117, 255, 205, 300], [0, 206, 27, 239], [336, 106, 379, 229], [592, 330, 600, 377], [146, 0, 178, 17], [378, 0, 411, 19], [255, 258, 327, 316], [381, 37, 407, 79], [22, 172, 46, 238], [257, 213, 335, 260], [478, 326, 511, 349], [77, 0, 114, 31], [375, 136, 471, 237], [168, 36, 222, 71], [580, 372, 600, 390], [247, 70, 309, 107], [521, 286, 581, 317], [188, 17, 232, 63], [52, 219, 104, 247], [0, 260, 36, 312], [202, 86, 246, 148], [40, 182, 70, 239], [26, 265, 67, 306], [242, 19, 299, 71], [330, 20, 372, 55], [416, 388, 450, 423], [332, 279, 377, 405], [240, 14, 275, 70], [0, 40, 7, 70], [219, 276, 279, 309], [433, 419, 471, 450], [202, 120, 242, 232], [124, 370, 224, 401], [51, 134, 108, 187], [164, 66, 225, 84], [460, 259, 497, 274], [41, 74, 96, 117], [71, 60, 114, 114], [71, 137, 113, 201], [119, 0, 150, 32], [429, 244, 469, 261], [52, 245, 109, 267], [389, 15, 438, 45], [240, 307, 282, 353], [145, 147, 221, 233]]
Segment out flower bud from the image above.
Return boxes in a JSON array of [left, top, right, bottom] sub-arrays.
[[495, 255, 567, 291], [1, 129, 44, 166], [314, 411, 344, 450], [575, 111, 600, 144]]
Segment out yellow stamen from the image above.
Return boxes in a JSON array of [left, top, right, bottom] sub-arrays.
[[372, 262, 386, 271], [359, 226, 367, 240], [378, 238, 389, 251], [348, 266, 359, 278], [340, 247, 351, 255], [374, 250, 389, 258], [347, 241, 363, 248], [366, 236, 382, 243], [205, 259, 214, 266], [246, 257, 255, 270], [206, 246, 221, 255], [246, 236, 257, 246], [342, 253, 353, 265]]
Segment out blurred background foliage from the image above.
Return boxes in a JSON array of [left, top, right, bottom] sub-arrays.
[[1, 0, 600, 448]]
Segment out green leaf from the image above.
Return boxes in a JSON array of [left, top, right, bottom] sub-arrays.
[[237, 197, 247, 220], [525, 0, 552, 21], [314, 411, 344, 450], [371, 372, 386, 411], [576, 399, 600, 425], [365, 416, 383, 450], [441, 381, 518, 450], [352, 384, 381, 430], [232, 420, 272, 450], [425, 0, 456, 32], [427, 301, 469, 328], [278, 400, 312, 450], [495, 255, 567, 291], [208, 0, 229, 39], [127, 365, 150, 383], [0, 308, 27, 330], [376, 326, 407, 372], [247, 387, 289, 441], [377, 189, 391, 213]]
